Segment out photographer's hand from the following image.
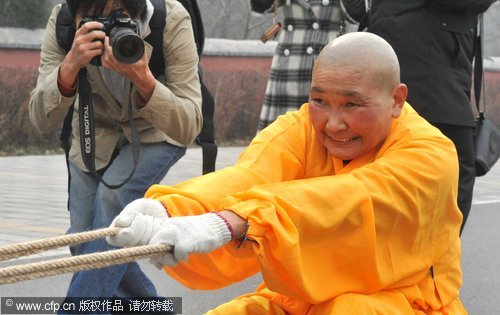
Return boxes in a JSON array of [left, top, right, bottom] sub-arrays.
[[101, 36, 156, 105], [59, 21, 106, 89]]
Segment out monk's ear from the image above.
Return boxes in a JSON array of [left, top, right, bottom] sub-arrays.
[[391, 83, 407, 118]]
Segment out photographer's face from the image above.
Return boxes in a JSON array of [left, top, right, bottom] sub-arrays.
[[101, 0, 125, 16], [75, 0, 130, 26]]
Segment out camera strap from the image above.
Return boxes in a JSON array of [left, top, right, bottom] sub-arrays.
[[78, 68, 140, 189]]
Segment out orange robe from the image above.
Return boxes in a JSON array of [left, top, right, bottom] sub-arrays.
[[146, 104, 466, 314]]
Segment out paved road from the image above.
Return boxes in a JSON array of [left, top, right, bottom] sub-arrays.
[[0, 147, 499, 314]]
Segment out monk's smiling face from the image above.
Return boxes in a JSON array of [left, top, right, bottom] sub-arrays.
[[308, 32, 407, 160]]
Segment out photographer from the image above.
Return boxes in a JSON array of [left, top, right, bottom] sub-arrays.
[[29, 0, 202, 300]]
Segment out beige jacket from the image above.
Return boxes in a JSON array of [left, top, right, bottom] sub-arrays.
[[29, 0, 202, 171]]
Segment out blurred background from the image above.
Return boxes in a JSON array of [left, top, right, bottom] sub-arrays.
[[0, 0, 498, 47], [1, 0, 499, 155], [0, 0, 278, 40]]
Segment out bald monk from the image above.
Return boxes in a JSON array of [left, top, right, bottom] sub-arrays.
[[107, 32, 466, 314]]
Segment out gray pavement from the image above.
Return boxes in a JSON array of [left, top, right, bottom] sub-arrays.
[[0, 147, 499, 314]]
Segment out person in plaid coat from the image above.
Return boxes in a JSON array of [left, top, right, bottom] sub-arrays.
[[251, 0, 343, 130]]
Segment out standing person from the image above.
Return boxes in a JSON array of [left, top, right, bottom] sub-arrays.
[[108, 33, 466, 314], [251, 0, 343, 130], [29, 0, 202, 299], [345, 0, 497, 233]]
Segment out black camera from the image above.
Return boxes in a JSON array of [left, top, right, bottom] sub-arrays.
[[80, 10, 144, 66]]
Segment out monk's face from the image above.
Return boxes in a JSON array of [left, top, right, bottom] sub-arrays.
[[308, 64, 405, 160]]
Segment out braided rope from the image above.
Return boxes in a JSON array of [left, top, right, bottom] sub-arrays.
[[0, 227, 121, 261], [0, 244, 171, 285], [0, 227, 173, 285]]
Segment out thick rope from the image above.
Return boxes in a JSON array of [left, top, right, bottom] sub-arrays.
[[0, 227, 121, 262], [0, 227, 173, 285], [0, 244, 171, 285]]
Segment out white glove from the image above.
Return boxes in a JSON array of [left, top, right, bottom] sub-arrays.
[[106, 198, 169, 247], [149, 213, 232, 268]]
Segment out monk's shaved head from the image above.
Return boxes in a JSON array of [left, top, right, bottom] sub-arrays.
[[308, 32, 408, 160], [315, 32, 401, 91]]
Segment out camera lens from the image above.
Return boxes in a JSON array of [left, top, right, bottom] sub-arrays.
[[110, 28, 144, 64]]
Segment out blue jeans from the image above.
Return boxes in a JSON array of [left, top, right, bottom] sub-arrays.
[[64, 141, 185, 300]]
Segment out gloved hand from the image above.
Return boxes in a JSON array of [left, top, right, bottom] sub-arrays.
[[149, 213, 232, 268], [106, 198, 169, 247]]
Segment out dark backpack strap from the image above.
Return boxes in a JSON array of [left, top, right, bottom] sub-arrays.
[[178, 0, 217, 174], [196, 73, 217, 174], [56, 4, 75, 53], [178, 0, 205, 56], [145, 0, 167, 78], [55, 3, 77, 154], [60, 104, 74, 210], [60, 104, 74, 149], [56, 3, 77, 156]]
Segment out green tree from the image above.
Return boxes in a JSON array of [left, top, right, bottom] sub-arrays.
[[0, 0, 53, 29]]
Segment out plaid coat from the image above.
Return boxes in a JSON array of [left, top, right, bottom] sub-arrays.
[[257, 0, 342, 130]]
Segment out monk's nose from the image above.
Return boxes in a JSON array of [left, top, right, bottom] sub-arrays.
[[325, 112, 347, 132]]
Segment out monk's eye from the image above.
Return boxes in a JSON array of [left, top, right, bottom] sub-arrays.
[[345, 102, 360, 108], [310, 97, 326, 107]]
